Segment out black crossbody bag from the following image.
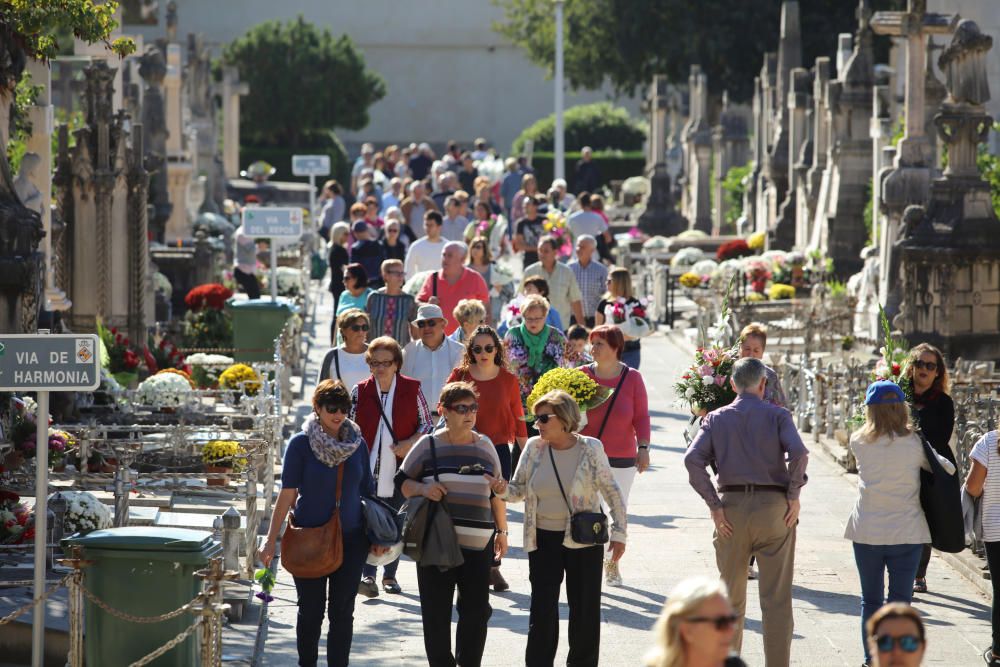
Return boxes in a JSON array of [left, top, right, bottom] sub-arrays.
[[549, 443, 609, 545]]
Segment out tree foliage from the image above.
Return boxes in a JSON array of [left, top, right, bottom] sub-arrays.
[[221, 17, 386, 148], [493, 0, 905, 101], [512, 102, 645, 154], [0, 0, 135, 64]]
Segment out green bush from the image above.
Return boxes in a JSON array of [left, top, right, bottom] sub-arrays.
[[512, 102, 646, 154], [528, 151, 645, 192], [240, 131, 350, 186], [722, 162, 752, 230]]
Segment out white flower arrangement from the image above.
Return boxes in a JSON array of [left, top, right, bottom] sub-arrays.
[[670, 247, 706, 269], [185, 353, 235, 366], [264, 266, 304, 298], [602, 296, 655, 338], [690, 259, 719, 276], [152, 272, 173, 299], [50, 491, 113, 535], [500, 293, 528, 330], [136, 372, 192, 407]]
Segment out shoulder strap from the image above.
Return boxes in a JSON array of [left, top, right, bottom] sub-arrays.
[[373, 388, 398, 446], [432, 271, 438, 297], [429, 435, 440, 482], [320, 349, 334, 381], [333, 348, 341, 381], [596, 365, 629, 440], [335, 462, 344, 508], [548, 443, 574, 514]]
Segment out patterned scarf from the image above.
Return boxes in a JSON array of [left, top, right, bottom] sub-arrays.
[[304, 414, 363, 468]]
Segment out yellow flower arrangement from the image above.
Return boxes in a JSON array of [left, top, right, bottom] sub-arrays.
[[745, 291, 768, 303], [748, 231, 766, 251], [525, 367, 611, 418], [769, 283, 796, 300], [218, 363, 261, 395], [679, 272, 703, 289], [155, 367, 195, 388], [201, 440, 246, 471]]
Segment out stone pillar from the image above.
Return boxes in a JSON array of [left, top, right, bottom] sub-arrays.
[[764, 1, 802, 243], [639, 75, 686, 236], [138, 45, 172, 243], [837, 34, 854, 76], [754, 54, 778, 234], [802, 57, 831, 249], [683, 67, 712, 233], [220, 66, 249, 179], [163, 39, 193, 243], [712, 93, 750, 236], [773, 67, 811, 249]]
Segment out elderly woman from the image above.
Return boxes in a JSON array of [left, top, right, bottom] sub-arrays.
[[845, 381, 954, 667], [580, 325, 651, 587], [260, 380, 386, 667], [397, 382, 507, 667], [447, 325, 528, 592], [737, 323, 786, 408], [504, 294, 567, 411], [320, 309, 370, 392], [644, 577, 746, 667], [466, 235, 513, 324], [328, 221, 352, 316], [351, 336, 433, 597], [497, 277, 563, 337], [904, 342, 954, 594], [366, 259, 417, 346], [448, 298, 487, 345], [595, 267, 643, 369], [510, 172, 540, 224], [865, 603, 927, 667], [487, 389, 626, 667], [379, 217, 407, 262]]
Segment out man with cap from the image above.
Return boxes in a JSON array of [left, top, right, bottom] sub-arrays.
[[416, 241, 490, 335], [401, 304, 465, 407], [684, 357, 809, 667]]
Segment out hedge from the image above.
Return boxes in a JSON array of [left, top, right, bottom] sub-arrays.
[[512, 102, 646, 154], [239, 131, 351, 187], [528, 151, 646, 192]]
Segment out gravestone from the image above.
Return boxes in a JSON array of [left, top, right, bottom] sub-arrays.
[[219, 67, 249, 181], [138, 45, 172, 243], [186, 33, 224, 214], [798, 57, 831, 249], [772, 67, 812, 250], [164, 37, 193, 243], [682, 66, 712, 233], [639, 75, 686, 236], [712, 93, 749, 236], [764, 2, 802, 243]]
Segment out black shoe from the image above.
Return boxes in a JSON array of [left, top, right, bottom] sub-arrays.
[[357, 576, 379, 598], [984, 648, 1000, 666], [382, 578, 402, 594]]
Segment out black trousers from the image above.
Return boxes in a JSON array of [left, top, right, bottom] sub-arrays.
[[416, 539, 494, 667], [986, 541, 1000, 653], [526, 529, 603, 667], [292, 535, 369, 667], [234, 267, 261, 299], [915, 544, 932, 579]]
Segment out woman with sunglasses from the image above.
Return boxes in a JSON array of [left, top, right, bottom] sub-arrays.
[[845, 381, 954, 667], [644, 576, 746, 667], [336, 264, 374, 330], [397, 382, 507, 667], [487, 389, 626, 667], [378, 217, 407, 262], [260, 380, 387, 667], [351, 336, 433, 597], [447, 325, 527, 592], [904, 343, 954, 594], [865, 603, 927, 667], [320, 309, 371, 393]]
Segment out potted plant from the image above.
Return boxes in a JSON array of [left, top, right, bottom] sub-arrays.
[[202, 440, 246, 487], [218, 363, 261, 397]]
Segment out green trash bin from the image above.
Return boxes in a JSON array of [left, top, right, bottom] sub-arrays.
[[63, 527, 222, 667], [226, 297, 296, 362]]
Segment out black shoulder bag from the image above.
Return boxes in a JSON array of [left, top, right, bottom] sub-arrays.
[[549, 442, 609, 545], [320, 348, 341, 383], [918, 432, 965, 553]]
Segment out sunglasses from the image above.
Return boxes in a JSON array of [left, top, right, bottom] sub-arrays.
[[446, 403, 479, 415], [416, 320, 439, 328], [913, 360, 938, 371], [535, 413, 558, 424], [458, 463, 486, 474], [320, 404, 349, 415], [368, 360, 395, 369], [685, 614, 739, 631], [348, 324, 370, 332], [471, 344, 496, 355], [874, 634, 922, 653]]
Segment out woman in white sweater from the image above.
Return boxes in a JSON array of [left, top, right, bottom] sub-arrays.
[[844, 380, 955, 667]]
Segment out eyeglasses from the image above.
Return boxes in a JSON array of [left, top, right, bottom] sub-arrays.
[[368, 360, 395, 369], [385, 270, 405, 276], [913, 360, 938, 371], [874, 634, 923, 653], [415, 320, 439, 329], [446, 403, 479, 415], [470, 344, 496, 355], [684, 614, 739, 631], [524, 316, 546, 324], [535, 413, 558, 424], [320, 404, 349, 415], [348, 324, 370, 332]]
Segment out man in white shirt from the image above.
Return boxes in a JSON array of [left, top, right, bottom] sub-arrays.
[[404, 211, 448, 277], [440, 196, 469, 242], [568, 192, 611, 244], [401, 304, 464, 408]]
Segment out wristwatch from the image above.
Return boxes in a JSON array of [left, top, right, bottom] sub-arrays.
[[496, 529, 509, 536]]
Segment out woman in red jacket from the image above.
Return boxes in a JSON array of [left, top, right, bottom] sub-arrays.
[[579, 324, 651, 588], [350, 336, 433, 597], [446, 325, 527, 592]]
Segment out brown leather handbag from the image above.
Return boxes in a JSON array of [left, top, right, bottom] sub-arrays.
[[281, 463, 345, 578]]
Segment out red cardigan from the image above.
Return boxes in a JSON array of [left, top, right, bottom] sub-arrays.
[[354, 374, 424, 457]]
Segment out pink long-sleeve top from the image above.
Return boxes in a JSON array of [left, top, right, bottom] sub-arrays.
[[579, 365, 651, 459]]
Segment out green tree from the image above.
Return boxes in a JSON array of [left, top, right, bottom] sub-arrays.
[[221, 17, 386, 148], [493, 0, 904, 100], [512, 101, 645, 153]]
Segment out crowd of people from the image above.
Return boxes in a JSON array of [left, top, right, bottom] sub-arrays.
[[252, 141, 993, 667]]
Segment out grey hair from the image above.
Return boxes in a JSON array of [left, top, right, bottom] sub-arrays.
[[330, 221, 351, 245], [731, 357, 767, 392], [408, 180, 423, 194], [442, 241, 468, 258], [576, 234, 597, 248]]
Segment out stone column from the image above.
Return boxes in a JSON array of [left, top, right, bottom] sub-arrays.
[[220, 66, 249, 178], [773, 67, 811, 249], [163, 39, 193, 243], [802, 57, 831, 249], [639, 76, 686, 236], [713, 93, 749, 235]]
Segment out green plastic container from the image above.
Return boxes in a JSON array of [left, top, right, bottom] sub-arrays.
[[225, 297, 296, 362], [63, 527, 221, 667]]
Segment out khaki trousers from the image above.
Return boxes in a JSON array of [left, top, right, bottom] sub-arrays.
[[714, 489, 797, 667]]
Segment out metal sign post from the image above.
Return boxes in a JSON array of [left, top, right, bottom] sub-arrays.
[[241, 207, 304, 301], [0, 332, 100, 667], [292, 155, 331, 233]]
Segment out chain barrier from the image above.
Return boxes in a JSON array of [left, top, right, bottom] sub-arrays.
[[127, 618, 204, 667], [79, 584, 203, 623], [0, 574, 72, 626]]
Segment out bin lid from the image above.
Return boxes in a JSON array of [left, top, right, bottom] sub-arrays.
[[63, 527, 215, 552], [226, 296, 297, 312]]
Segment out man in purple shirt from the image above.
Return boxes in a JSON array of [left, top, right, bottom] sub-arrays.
[[684, 357, 809, 667]]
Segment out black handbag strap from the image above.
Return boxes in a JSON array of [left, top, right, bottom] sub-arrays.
[[429, 435, 440, 482], [592, 364, 629, 440], [432, 272, 438, 297], [320, 348, 341, 382], [548, 442, 575, 515], [373, 387, 399, 446], [333, 349, 341, 381]]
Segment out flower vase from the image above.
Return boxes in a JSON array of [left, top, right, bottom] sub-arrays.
[[205, 465, 232, 487]]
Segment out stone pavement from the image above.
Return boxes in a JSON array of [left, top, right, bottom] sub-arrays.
[[237, 287, 993, 666]]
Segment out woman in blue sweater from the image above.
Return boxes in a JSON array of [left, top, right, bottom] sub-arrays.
[[260, 380, 387, 667]]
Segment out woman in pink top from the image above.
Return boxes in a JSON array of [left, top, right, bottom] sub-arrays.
[[579, 324, 651, 587]]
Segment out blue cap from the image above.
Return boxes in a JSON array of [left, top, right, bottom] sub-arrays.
[[864, 380, 905, 406]]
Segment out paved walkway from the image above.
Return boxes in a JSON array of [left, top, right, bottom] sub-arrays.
[[243, 287, 992, 666]]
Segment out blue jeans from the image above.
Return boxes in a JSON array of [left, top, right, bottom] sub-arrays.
[[622, 345, 640, 369], [361, 488, 404, 581], [853, 542, 923, 663]]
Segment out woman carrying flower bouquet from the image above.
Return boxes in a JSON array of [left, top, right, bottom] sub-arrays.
[[904, 343, 955, 594], [579, 325, 651, 587], [595, 267, 646, 369], [447, 325, 528, 592], [738, 324, 786, 408]]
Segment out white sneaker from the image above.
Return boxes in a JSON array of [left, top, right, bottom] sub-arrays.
[[605, 559, 623, 587], [748, 564, 758, 580]]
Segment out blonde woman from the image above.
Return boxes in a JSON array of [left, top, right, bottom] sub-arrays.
[[644, 577, 746, 667], [448, 298, 487, 345], [844, 381, 955, 667], [595, 267, 643, 369], [486, 389, 626, 666]]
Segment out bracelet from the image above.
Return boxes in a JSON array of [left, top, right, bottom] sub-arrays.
[[496, 529, 508, 536]]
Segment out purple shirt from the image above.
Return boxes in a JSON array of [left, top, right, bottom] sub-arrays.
[[684, 393, 809, 510]]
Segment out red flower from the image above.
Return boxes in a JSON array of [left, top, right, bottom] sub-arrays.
[[632, 306, 646, 319], [123, 350, 140, 369], [143, 347, 158, 373], [185, 283, 233, 311], [716, 239, 752, 262], [891, 363, 901, 375]]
